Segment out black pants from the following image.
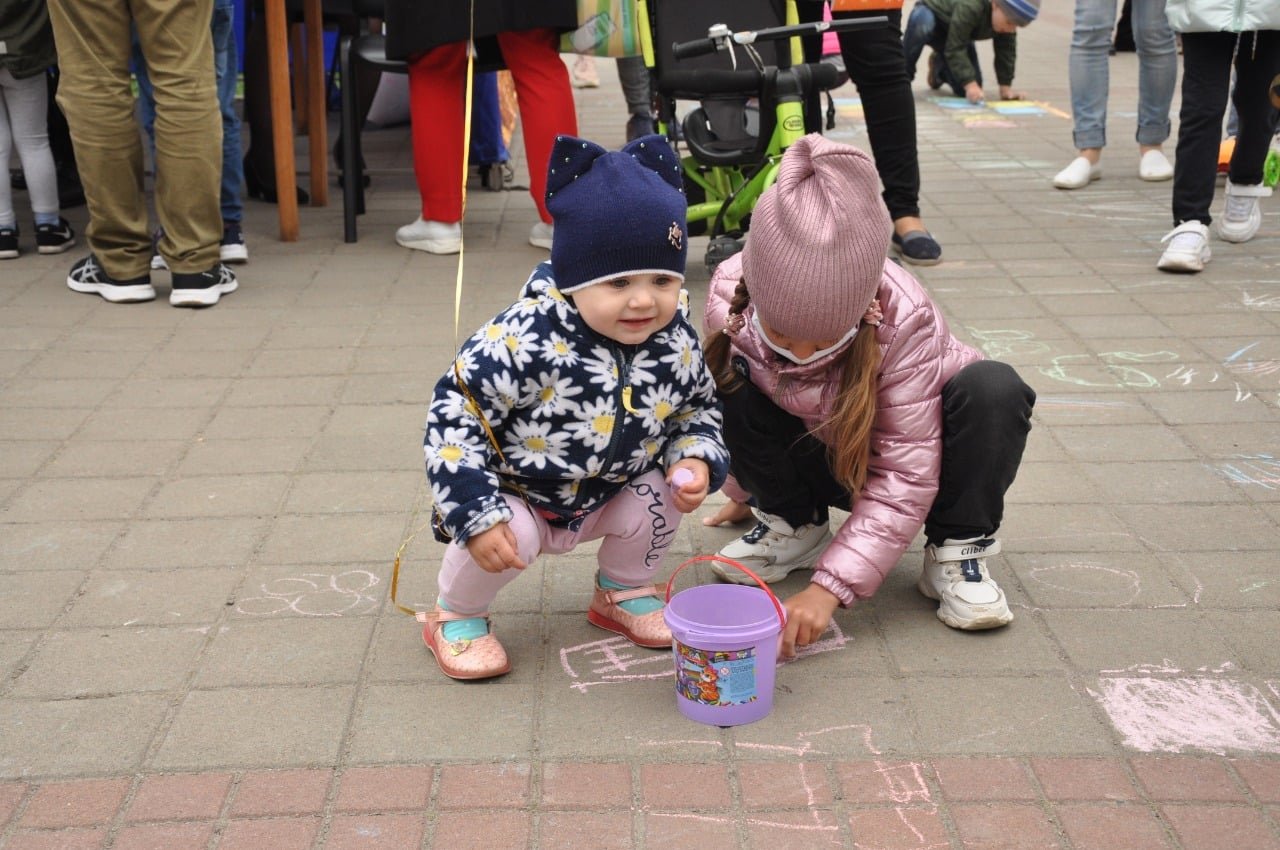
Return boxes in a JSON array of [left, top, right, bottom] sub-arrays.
[[720, 359, 1036, 545], [795, 4, 922, 222], [1172, 30, 1280, 227]]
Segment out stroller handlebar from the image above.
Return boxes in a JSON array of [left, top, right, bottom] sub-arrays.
[[671, 17, 889, 61]]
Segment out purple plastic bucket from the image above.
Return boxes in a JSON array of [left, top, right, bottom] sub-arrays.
[[663, 557, 786, 727]]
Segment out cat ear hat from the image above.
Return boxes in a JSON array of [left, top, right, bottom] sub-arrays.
[[546, 134, 689, 294]]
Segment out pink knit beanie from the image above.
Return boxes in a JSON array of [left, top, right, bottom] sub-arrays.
[[741, 134, 891, 341]]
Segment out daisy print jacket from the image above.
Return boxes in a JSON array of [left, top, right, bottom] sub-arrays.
[[425, 263, 730, 544]]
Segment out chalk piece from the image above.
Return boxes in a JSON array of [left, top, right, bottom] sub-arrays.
[[671, 468, 694, 488]]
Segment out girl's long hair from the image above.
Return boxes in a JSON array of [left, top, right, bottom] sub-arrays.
[[704, 280, 881, 496]]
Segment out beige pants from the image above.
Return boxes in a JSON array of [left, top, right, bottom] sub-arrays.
[[48, 0, 221, 277]]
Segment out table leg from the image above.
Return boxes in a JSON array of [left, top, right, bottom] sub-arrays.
[[265, 0, 299, 240], [304, 0, 329, 206]]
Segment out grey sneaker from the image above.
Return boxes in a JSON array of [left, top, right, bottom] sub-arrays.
[[713, 509, 832, 584], [170, 262, 238, 307], [66, 254, 156, 303], [918, 537, 1013, 630], [1218, 181, 1270, 243]]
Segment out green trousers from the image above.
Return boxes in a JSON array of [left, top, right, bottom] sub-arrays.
[[48, 0, 222, 277]]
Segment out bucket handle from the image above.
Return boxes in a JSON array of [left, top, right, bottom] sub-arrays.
[[664, 555, 787, 629]]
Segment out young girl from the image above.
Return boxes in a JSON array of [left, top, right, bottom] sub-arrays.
[[701, 134, 1036, 657], [0, 0, 75, 260], [422, 134, 730, 680]]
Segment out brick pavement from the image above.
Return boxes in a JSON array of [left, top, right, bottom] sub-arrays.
[[2, 4, 1279, 848]]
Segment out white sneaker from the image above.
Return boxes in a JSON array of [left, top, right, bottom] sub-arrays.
[[1052, 156, 1101, 189], [1217, 181, 1270, 243], [529, 221, 554, 250], [918, 537, 1013, 630], [712, 509, 832, 584], [395, 217, 462, 254], [1138, 149, 1173, 181], [1157, 221, 1211, 272]]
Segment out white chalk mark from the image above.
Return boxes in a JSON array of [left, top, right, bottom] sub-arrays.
[[235, 570, 380, 617], [1092, 675, 1280, 754], [1026, 563, 1142, 605]]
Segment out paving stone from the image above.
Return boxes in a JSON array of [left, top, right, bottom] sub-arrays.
[[334, 765, 433, 812], [1054, 803, 1173, 850], [216, 817, 321, 850], [3, 827, 107, 850], [326, 813, 426, 849], [231, 562, 387, 620], [1028, 758, 1138, 801], [228, 769, 331, 816], [282, 470, 422, 514], [738, 761, 833, 809], [101, 517, 267, 571], [641, 811, 739, 850], [222, 375, 346, 407], [60, 567, 242, 627], [2, 477, 155, 522], [432, 810, 530, 850], [437, 763, 531, 809], [42, 441, 187, 478], [0, 570, 85, 628], [846, 807, 950, 850], [933, 758, 1037, 801], [254, 514, 410, 564], [10, 626, 207, 698], [0, 696, 168, 777], [949, 802, 1063, 849], [111, 821, 215, 850], [347, 683, 535, 763], [639, 763, 730, 810], [1129, 756, 1247, 802], [536, 811, 634, 850], [1231, 758, 1280, 803], [0, 441, 59, 478], [203, 406, 332, 441], [140, 473, 291, 519], [19, 778, 129, 827], [1161, 804, 1280, 850], [75, 407, 209, 442], [176, 438, 313, 475], [1042, 611, 1241, 672], [540, 762, 632, 810], [1009, 551, 1190, 609], [194, 617, 374, 687], [123, 772, 233, 822], [150, 687, 354, 771]]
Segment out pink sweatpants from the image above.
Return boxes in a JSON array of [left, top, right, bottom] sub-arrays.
[[438, 470, 681, 615]]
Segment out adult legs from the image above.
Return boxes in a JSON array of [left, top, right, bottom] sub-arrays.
[[406, 41, 467, 223], [496, 28, 578, 223], [924, 360, 1036, 546], [1130, 0, 1176, 149], [212, 0, 245, 225], [0, 70, 59, 225], [48, 0, 154, 278], [1067, 0, 1116, 152], [1225, 31, 1280, 188], [1171, 32, 1235, 226]]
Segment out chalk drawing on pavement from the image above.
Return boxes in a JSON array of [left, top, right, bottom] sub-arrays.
[[965, 327, 1051, 360], [1090, 668, 1280, 754], [560, 622, 848, 693], [235, 570, 380, 617], [1210, 454, 1280, 489], [1026, 562, 1142, 605]]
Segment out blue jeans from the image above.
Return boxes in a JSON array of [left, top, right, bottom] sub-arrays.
[[902, 4, 980, 97], [134, 0, 243, 225], [1067, 0, 1176, 150]]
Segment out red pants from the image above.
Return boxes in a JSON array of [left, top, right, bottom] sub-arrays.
[[407, 29, 578, 224]]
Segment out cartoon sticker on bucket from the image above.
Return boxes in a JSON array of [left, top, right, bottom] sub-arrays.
[[675, 643, 759, 707]]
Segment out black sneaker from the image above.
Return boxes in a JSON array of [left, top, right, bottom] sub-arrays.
[[35, 217, 75, 255], [0, 225, 18, 259], [66, 254, 156, 302], [219, 222, 248, 264], [170, 262, 238, 307]]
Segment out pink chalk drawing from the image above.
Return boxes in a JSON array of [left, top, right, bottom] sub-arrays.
[[1091, 671, 1280, 754], [559, 622, 848, 692], [642, 724, 940, 846]]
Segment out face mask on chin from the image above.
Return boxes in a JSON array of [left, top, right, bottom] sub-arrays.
[[751, 312, 859, 365]]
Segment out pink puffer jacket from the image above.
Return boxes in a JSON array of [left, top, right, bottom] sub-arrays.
[[705, 253, 983, 606]]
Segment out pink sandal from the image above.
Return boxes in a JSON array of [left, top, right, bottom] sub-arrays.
[[587, 583, 673, 648], [418, 607, 511, 680]]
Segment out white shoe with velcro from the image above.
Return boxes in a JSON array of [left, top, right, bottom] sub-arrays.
[[713, 509, 832, 584], [1217, 181, 1270, 243], [918, 537, 1013, 630]]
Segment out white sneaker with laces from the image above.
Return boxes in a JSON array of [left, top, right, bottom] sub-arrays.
[[396, 217, 462, 254], [1052, 156, 1101, 189], [1157, 221, 1211, 272], [712, 509, 832, 584], [918, 537, 1013, 630], [1217, 181, 1270, 243], [1138, 149, 1173, 181], [529, 221, 554, 250]]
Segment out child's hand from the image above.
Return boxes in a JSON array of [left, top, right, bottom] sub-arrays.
[[701, 499, 753, 527], [465, 523, 527, 573], [998, 85, 1023, 100], [964, 82, 985, 104], [780, 583, 841, 658], [667, 459, 710, 514]]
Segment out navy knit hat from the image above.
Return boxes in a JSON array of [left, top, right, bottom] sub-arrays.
[[995, 0, 1040, 26], [547, 134, 688, 294]]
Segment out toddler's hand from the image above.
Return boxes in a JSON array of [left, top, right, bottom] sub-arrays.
[[965, 82, 985, 104], [667, 460, 710, 514], [465, 523, 526, 573]]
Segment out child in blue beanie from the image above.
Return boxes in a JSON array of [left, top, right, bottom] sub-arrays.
[[420, 134, 730, 680]]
